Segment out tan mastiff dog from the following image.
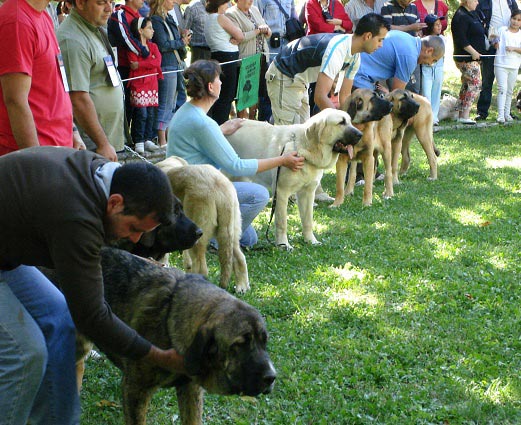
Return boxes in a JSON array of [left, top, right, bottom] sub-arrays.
[[332, 88, 394, 207], [394, 92, 440, 183], [226, 109, 362, 250], [157, 157, 250, 294]]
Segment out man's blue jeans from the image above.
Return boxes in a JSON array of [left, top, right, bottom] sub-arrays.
[[0, 266, 79, 425]]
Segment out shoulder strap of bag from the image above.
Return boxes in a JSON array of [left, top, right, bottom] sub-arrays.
[[162, 16, 184, 65], [272, 0, 289, 19]]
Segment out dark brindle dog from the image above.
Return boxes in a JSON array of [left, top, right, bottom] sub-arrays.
[[43, 247, 276, 425], [114, 197, 203, 263]]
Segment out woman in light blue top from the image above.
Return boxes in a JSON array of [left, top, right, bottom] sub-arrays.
[[166, 60, 304, 247]]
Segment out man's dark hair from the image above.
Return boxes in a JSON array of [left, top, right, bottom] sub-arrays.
[[110, 162, 173, 224], [354, 13, 391, 36]]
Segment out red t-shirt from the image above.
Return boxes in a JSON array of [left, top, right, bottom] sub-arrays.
[[0, 0, 73, 155]]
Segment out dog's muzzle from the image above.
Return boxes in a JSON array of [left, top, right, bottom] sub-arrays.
[[398, 99, 420, 120], [333, 126, 362, 159], [369, 95, 393, 121]]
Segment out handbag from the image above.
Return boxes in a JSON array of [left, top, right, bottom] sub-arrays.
[[272, 0, 305, 41]]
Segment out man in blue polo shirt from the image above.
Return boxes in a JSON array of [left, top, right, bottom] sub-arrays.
[[339, 30, 444, 104]]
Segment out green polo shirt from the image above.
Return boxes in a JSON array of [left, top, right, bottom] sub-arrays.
[[57, 9, 125, 152]]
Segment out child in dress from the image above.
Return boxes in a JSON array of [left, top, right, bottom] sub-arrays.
[[493, 11, 521, 124], [420, 14, 446, 126], [128, 17, 163, 153]]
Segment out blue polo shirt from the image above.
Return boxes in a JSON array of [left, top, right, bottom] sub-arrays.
[[352, 30, 421, 89]]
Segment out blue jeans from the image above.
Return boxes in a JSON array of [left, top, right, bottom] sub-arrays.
[[157, 67, 179, 131], [175, 75, 186, 113], [477, 51, 495, 118], [234, 182, 269, 247], [131, 106, 157, 143], [421, 58, 444, 123], [0, 266, 79, 425]]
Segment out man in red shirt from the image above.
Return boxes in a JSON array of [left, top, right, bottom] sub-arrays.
[[0, 0, 82, 156]]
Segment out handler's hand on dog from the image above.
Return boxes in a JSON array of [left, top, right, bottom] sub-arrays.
[[283, 151, 305, 171], [221, 118, 245, 135], [145, 346, 186, 374]]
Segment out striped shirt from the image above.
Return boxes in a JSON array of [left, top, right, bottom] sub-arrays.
[[273, 33, 360, 85], [380, 0, 419, 36]]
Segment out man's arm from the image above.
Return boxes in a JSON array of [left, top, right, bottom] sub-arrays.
[[338, 77, 353, 107], [390, 78, 407, 90], [0, 73, 39, 149], [107, 10, 150, 58], [69, 91, 117, 161], [314, 72, 337, 111]]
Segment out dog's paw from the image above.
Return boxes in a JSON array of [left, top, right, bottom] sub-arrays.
[[235, 283, 250, 294], [276, 243, 293, 251]]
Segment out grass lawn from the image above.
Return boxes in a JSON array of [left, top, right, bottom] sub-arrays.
[[80, 122, 521, 424]]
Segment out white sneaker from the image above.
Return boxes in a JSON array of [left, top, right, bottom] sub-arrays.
[[135, 142, 145, 154], [314, 192, 334, 203], [497, 117, 505, 124], [505, 115, 514, 122], [144, 140, 160, 151]]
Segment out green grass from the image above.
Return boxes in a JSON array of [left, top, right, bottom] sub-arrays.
[[81, 123, 521, 424]]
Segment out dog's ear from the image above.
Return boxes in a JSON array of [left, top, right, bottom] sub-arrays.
[[346, 98, 358, 121], [184, 326, 217, 376]]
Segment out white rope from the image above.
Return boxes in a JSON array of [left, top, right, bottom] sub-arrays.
[[121, 57, 245, 83]]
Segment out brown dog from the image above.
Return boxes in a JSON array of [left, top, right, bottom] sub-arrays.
[[333, 88, 410, 207], [394, 92, 440, 183], [156, 156, 249, 294]]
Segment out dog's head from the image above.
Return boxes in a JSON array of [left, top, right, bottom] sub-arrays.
[[343, 88, 393, 124], [516, 91, 521, 111], [387, 89, 420, 121], [114, 196, 202, 260], [305, 109, 362, 160], [184, 296, 276, 397]]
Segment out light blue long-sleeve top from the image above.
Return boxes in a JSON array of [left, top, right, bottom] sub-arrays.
[[166, 102, 258, 176]]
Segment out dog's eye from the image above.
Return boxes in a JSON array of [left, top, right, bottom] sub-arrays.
[[338, 117, 346, 126]]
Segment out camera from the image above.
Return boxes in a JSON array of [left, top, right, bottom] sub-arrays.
[[270, 32, 281, 48], [322, 10, 333, 20]]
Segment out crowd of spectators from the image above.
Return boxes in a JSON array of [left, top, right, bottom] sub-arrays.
[[0, 0, 520, 158]]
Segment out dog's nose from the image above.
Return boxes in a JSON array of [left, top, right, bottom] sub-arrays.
[[262, 372, 276, 394], [195, 228, 203, 240], [348, 127, 363, 144]]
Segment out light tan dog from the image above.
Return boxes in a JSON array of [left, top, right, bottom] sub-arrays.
[[332, 89, 394, 207], [226, 109, 362, 250], [156, 157, 249, 294]]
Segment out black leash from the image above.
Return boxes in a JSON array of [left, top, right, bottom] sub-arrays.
[[265, 144, 286, 245], [265, 133, 298, 245]]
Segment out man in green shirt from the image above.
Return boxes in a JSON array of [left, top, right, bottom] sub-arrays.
[[58, 0, 127, 161]]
